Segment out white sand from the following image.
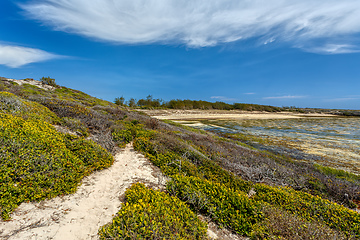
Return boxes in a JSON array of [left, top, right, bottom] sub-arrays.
[[3, 78, 55, 91], [0, 144, 165, 240], [139, 109, 335, 120]]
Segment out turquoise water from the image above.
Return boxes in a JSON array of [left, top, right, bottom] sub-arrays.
[[179, 117, 360, 174]]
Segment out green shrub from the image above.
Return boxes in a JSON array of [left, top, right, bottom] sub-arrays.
[[112, 121, 155, 147], [98, 183, 207, 239], [61, 117, 89, 137], [0, 113, 113, 220], [0, 91, 59, 123], [64, 134, 113, 174], [314, 164, 360, 183], [167, 175, 263, 236], [251, 204, 348, 240], [40, 76, 58, 87], [254, 183, 360, 238]]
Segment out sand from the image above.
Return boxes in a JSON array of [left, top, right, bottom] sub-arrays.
[[139, 109, 335, 120], [3, 78, 55, 91], [0, 144, 165, 240]]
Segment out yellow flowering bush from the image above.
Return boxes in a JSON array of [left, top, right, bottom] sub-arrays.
[[112, 120, 155, 147], [64, 134, 114, 174], [98, 183, 208, 239], [0, 113, 113, 220], [0, 91, 59, 123], [167, 175, 263, 236]]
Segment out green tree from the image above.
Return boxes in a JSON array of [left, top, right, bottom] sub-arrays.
[[114, 96, 125, 106], [127, 98, 136, 107], [40, 76, 58, 87]]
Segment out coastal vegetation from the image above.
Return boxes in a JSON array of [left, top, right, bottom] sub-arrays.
[[115, 94, 360, 116], [1, 77, 359, 239]]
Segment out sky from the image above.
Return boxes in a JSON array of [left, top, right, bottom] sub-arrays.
[[1, 0, 360, 109]]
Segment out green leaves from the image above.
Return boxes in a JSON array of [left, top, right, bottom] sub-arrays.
[[99, 183, 207, 239], [0, 113, 113, 220], [168, 175, 263, 236]]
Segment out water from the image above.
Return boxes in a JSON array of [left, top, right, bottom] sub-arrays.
[[178, 117, 360, 174]]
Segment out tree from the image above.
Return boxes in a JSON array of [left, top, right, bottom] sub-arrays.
[[127, 98, 136, 108], [40, 76, 58, 87], [114, 96, 125, 106]]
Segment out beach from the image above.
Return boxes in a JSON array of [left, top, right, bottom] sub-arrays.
[[139, 109, 336, 120]]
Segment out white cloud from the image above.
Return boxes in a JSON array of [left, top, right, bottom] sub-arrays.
[[323, 97, 360, 102], [211, 96, 237, 101], [21, 0, 360, 52], [263, 95, 306, 100], [0, 44, 59, 68], [306, 44, 360, 54]]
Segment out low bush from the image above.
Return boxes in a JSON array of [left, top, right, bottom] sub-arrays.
[[64, 134, 114, 174], [314, 164, 360, 183], [251, 205, 348, 240], [254, 183, 360, 238], [98, 183, 207, 239], [61, 117, 89, 137], [167, 175, 263, 236], [0, 113, 113, 220], [0, 92, 59, 123]]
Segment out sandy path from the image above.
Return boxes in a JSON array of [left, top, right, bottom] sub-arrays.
[[0, 144, 165, 240]]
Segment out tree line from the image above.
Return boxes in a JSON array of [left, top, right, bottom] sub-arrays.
[[114, 95, 283, 112]]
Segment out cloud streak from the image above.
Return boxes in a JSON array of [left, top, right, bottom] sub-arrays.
[[21, 0, 360, 52], [211, 96, 238, 102], [0, 44, 59, 68], [263, 95, 306, 100]]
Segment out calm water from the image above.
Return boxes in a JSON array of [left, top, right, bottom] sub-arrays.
[[179, 117, 360, 174]]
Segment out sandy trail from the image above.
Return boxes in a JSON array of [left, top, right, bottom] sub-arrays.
[[0, 144, 165, 240]]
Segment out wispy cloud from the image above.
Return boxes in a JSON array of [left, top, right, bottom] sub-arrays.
[[0, 44, 59, 68], [244, 92, 256, 95], [211, 96, 238, 102], [323, 97, 360, 102], [263, 95, 306, 100], [305, 44, 360, 54], [21, 0, 360, 52]]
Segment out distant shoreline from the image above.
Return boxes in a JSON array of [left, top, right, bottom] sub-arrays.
[[139, 109, 337, 120]]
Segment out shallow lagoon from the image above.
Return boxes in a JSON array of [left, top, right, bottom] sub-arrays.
[[177, 117, 360, 174]]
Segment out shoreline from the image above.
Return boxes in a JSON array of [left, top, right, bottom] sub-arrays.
[[139, 109, 337, 120]]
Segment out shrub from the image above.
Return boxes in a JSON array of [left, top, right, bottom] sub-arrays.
[[251, 205, 348, 240], [254, 183, 360, 238], [112, 120, 155, 147], [0, 113, 113, 220], [40, 76, 58, 87], [64, 134, 114, 174], [98, 183, 207, 239], [61, 117, 89, 137], [0, 92, 59, 123], [167, 175, 263, 236]]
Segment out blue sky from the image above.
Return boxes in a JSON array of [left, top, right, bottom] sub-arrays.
[[1, 0, 360, 109]]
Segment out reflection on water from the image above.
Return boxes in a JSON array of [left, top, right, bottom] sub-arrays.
[[178, 117, 360, 174]]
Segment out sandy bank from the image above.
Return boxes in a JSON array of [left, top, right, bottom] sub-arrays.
[[139, 109, 336, 120]]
